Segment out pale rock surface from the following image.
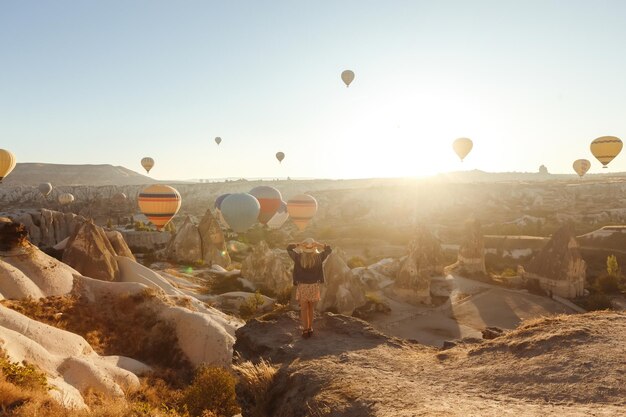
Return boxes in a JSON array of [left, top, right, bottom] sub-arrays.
[[119, 229, 172, 253], [318, 248, 367, 315], [0, 304, 143, 409], [0, 209, 85, 248], [214, 291, 275, 313], [105, 230, 136, 260], [166, 216, 203, 264], [241, 241, 292, 294], [198, 208, 231, 267], [63, 220, 120, 281]]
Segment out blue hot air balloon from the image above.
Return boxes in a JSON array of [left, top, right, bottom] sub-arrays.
[[220, 193, 261, 233], [215, 193, 231, 210]]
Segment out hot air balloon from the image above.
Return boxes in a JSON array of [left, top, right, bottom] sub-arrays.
[[58, 193, 75, 205], [452, 138, 473, 161], [287, 194, 318, 230], [214, 193, 231, 210], [138, 185, 181, 230], [590, 136, 623, 168], [267, 200, 289, 230], [38, 183, 53, 197], [276, 152, 285, 163], [215, 137, 222, 145], [0, 149, 16, 184], [249, 186, 282, 224], [141, 157, 155, 173], [341, 70, 355, 87], [220, 193, 260, 233], [572, 159, 591, 178], [112, 192, 127, 204], [214, 193, 232, 229]]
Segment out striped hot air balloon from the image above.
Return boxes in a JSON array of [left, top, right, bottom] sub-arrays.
[[287, 194, 318, 231], [249, 186, 282, 224], [141, 157, 155, 173], [138, 184, 181, 230], [590, 136, 623, 168]]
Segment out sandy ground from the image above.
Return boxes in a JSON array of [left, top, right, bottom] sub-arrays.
[[369, 274, 575, 347]]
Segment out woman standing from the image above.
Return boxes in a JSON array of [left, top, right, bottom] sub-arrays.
[[287, 238, 332, 338]]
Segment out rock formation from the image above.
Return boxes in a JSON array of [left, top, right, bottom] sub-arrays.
[[447, 219, 486, 275], [198, 208, 231, 267], [0, 209, 85, 248], [166, 216, 203, 264], [522, 223, 586, 298], [120, 229, 171, 253], [0, 218, 76, 300], [233, 311, 626, 417], [105, 230, 136, 261], [319, 248, 367, 314], [240, 241, 292, 295], [0, 304, 146, 409], [391, 226, 444, 304], [63, 220, 121, 281]]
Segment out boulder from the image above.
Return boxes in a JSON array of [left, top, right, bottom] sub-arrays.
[[241, 241, 291, 294], [214, 292, 276, 314], [318, 249, 367, 315], [105, 230, 135, 260], [166, 216, 203, 264], [63, 220, 120, 281], [198, 208, 231, 267]]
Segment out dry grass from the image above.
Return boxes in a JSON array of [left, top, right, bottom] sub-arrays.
[[233, 359, 278, 417], [1, 292, 193, 385]]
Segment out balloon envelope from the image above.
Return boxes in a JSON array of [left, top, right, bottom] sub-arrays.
[[141, 157, 155, 173], [267, 201, 289, 229], [215, 137, 222, 145], [138, 184, 181, 230], [0, 149, 17, 183], [452, 138, 473, 161], [341, 70, 355, 87], [220, 193, 260, 233], [249, 186, 282, 224], [572, 159, 591, 177], [58, 193, 75, 205], [215, 193, 231, 210], [112, 192, 127, 204], [38, 183, 53, 196], [275, 152, 285, 163], [590, 136, 623, 167], [287, 194, 318, 230]]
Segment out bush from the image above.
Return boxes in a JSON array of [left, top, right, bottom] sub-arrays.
[[233, 359, 277, 417], [597, 274, 620, 294], [580, 293, 613, 311], [181, 366, 239, 417], [347, 256, 365, 268], [239, 292, 265, 320], [0, 355, 47, 391]]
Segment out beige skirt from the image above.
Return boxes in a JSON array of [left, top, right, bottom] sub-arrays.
[[296, 283, 321, 303]]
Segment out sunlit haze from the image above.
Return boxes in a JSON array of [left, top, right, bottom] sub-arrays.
[[3, 1, 626, 180]]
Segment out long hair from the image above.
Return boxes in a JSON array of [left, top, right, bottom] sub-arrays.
[[299, 251, 321, 269]]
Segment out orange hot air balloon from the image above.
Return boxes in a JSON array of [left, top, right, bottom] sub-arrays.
[[287, 194, 318, 230], [137, 184, 181, 230], [249, 186, 282, 224]]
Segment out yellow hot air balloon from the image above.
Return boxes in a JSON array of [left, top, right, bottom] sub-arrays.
[[572, 159, 591, 178], [141, 157, 155, 173], [452, 138, 473, 161], [590, 136, 622, 168], [0, 149, 17, 183], [341, 70, 355, 87], [137, 184, 181, 230]]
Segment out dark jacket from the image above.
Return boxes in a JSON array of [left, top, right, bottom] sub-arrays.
[[287, 244, 332, 285]]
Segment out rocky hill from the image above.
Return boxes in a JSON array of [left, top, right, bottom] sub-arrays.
[[234, 311, 625, 417], [2, 163, 157, 186]]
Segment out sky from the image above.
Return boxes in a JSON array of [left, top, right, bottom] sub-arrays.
[[2, 1, 626, 181]]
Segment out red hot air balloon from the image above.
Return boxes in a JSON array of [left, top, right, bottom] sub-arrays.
[[287, 194, 318, 230], [249, 186, 282, 224]]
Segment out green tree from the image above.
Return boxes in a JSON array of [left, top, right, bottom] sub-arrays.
[[106, 218, 113, 229], [607, 254, 619, 277]]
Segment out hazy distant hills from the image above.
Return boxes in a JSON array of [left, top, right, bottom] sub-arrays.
[[3, 163, 158, 186]]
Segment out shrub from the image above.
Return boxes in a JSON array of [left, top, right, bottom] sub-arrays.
[[181, 366, 239, 417], [597, 274, 620, 294], [347, 256, 365, 268], [239, 292, 265, 320], [607, 254, 620, 277], [0, 355, 47, 391], [580, 293, 613, 311]]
